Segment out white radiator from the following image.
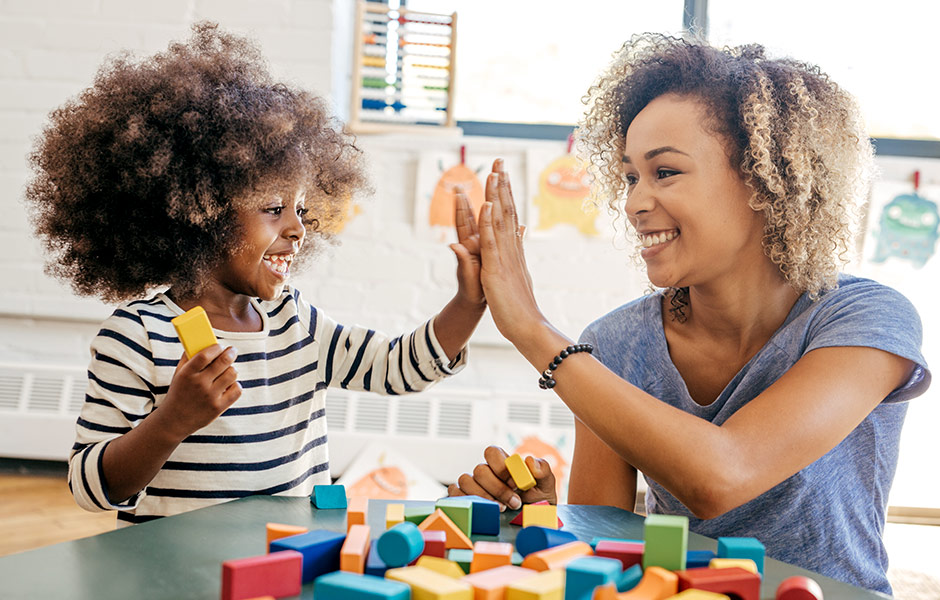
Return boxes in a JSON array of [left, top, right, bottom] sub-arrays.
[[0, 362, 575, 484]]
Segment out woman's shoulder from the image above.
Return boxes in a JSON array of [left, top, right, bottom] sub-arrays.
[[581, 291, 662, 343], [813, 273, 918, 318]]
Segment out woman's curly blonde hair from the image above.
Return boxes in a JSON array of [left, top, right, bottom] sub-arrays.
[[578, 33, 874, 301]]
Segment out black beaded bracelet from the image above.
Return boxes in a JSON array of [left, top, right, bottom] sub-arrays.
[[538, 343, 594, 389]]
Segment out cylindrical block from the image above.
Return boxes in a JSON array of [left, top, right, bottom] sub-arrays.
[[377, 521, 425, 567], [515, 526, 578, 557]]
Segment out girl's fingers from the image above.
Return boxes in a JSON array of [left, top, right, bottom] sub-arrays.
[[478, 202, 499, 262], [455, 191, 477, 243]]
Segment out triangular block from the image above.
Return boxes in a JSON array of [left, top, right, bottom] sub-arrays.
[[417, 508, 472, 550]]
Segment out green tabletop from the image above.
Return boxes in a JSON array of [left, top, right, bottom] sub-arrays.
[[0, 496, 889, 599]]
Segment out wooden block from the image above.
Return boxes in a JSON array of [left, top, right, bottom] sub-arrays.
[[716, 537, 765, 576], [591, 583, 617, 600], [516, 527, 578, 557], [505, 569, 565, 600], [220, 549, 302, 600], [447, 548, 475, 574], [594, 539, 643, 570], [462, 565, 539, 600], [677, 566, 759, 600], [340, 524, 371, 574], [417, 555, 467, 579], [708, 558, 758, 574], [313, 571, 411, 600], [418, 509, 473, 550], [436, 497, 474, 537], [171, 306, 218, 358], [404, 505, 434, 525], [686, 550, 716, 569], [618, 566, 678, 600], [520, 541, 593, 572], [378, 521, 425, 568], [642, 514, 688, 571], [385, 565, 474, 599], [421, 529, 448, 558], [522, 504, 557, 530], [469, 540, 513, 573], [668, 591, 731, 599], [386, 503, 405, 529], [589, 536, 642, 549], [347, 497, 368, 530], [312, 484, 348, 509], [564, 556, 622, 600], [504, 454, 537, 491], [265, 523, 308, 550], [463, 495, 501, 535], [510, 501, 563, 527], [617, 564, 643, 592], [774, 575, 824, 600], [268, 529, 347, 583], [365, 540, 389, 577]]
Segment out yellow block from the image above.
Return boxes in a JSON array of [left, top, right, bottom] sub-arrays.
[[386, 503, 405, 529], [708, 558, 759, 574], [171, 306, 218, 358], [386, 566, 473, 600], [416, 555, 466, 579], [522, 504, 557, 529], [505, 569, 564, 600], [665, 590, 731, 599], [505, 454, 536, 491]]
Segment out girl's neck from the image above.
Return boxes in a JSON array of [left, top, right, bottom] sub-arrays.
[[167, 285, 263, 333]]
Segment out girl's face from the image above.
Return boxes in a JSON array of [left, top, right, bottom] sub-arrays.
[[213, 187, 308, 301], [621, 93, 767, 290]]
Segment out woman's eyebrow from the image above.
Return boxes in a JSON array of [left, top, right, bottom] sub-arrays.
[[622, 146, 690, 163]]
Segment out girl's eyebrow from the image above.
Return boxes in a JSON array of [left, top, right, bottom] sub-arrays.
[[622, 146, 690, 164]]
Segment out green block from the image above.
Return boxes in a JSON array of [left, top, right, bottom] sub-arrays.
[[446, 548, 473, 574], [642, 514, 688, 571], [403, 505, 433, 526], [511, 551, 523, 566], [435, 497, 473, 537]]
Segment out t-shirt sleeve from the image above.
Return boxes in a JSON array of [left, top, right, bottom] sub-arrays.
[[805, 281, 931, 403]]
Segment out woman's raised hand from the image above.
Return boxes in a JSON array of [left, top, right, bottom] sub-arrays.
[[447, 445, 557, 511], [478, 159, 543, 346]]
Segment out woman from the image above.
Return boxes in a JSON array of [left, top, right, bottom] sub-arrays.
[[448, 34, 930, 594]]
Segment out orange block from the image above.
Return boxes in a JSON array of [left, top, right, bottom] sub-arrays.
[[619, 566, 678, 599], [340, 524, 371, 574], [462, 565, 539, 600], [522, 504, 558, 529], [520, 541, 593, 572], [470, 541, 514, 573], [265, 523, 309, 550], [347, 497, 368, 531], [418, 508, 473, 550], [592, 582, 618, 600]]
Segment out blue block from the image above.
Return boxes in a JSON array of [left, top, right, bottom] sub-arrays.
[[365, 540, 389, 577], [564, 556, 622, 600], [377, 521, 424, 568], [269, 529, 346, 583], [686, 549, 716, 569], [717, 536, 765, 575], [589, 536, 643, 549], [516, 526, 578, 557], [312, 484, 347, 509], [463, 494, 501, 535], [314, 571, 410, 600], [617, 564, 643, 592]]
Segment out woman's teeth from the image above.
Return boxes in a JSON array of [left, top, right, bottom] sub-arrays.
[[639, 230, 679, 248], [263, 254, 292, 274]]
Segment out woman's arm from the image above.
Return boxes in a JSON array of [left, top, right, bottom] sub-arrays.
[[568, 418, 637, 511]]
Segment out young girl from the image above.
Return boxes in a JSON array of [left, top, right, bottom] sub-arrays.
[[26, 22, 485, 527], [450, 35, 930, 594]]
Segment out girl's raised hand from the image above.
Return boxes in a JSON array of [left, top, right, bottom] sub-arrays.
[[478, 159, 542, 345], [160, 345, 242, 442], [449, 190, 484, 307], [447, 445, 557, 510]]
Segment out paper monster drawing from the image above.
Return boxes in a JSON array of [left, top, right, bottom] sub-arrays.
[[872, 191, 939, 268], [533, 153, 599, 236]]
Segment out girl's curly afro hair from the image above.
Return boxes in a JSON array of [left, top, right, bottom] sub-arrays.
[[578, 33, 874, 300], [27, 21, 368, 303]]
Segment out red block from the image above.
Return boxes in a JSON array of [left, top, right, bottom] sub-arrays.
[[776, 575, 824, 600], [221, 550, 303, 600], [677, 566, 760, 600], [594, 540, 644, 570], [421, 530, 447, 558]]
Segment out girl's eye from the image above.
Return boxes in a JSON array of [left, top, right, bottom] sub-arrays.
[[297, 207, 309, 218], [265, 206, 285, 216]]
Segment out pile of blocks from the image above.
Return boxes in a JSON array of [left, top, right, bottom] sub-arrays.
[[221, 459, 824, 600]]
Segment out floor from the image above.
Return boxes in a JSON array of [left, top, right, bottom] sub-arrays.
[[0, 468, 938, 598]]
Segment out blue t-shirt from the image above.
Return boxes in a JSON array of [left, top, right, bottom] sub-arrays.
[[579, 274, 930, 594]]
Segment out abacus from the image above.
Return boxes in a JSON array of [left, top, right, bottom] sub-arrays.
[[349, 1, 458, 133]]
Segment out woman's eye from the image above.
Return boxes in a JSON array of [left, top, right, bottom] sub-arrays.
[[625, 174, 638, 186], [657, 168, 679, 179]]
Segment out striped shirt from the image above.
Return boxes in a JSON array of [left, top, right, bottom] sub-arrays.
[[68, 286, 465, 526]]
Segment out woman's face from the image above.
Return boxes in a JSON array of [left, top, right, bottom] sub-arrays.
[[621, 93, 767, 290], [212, 187, 308, 301]]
